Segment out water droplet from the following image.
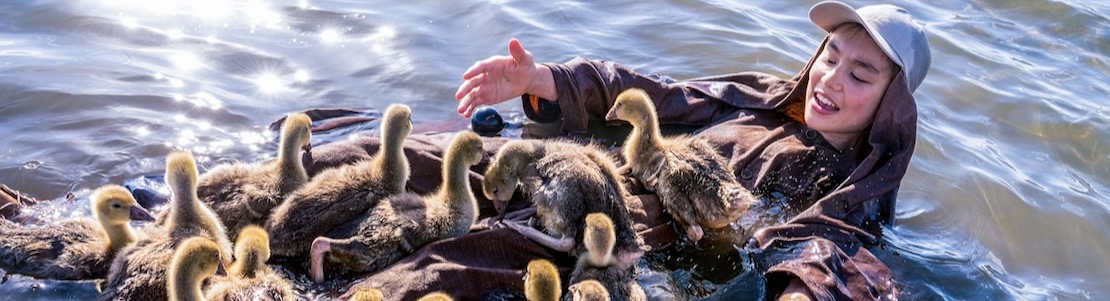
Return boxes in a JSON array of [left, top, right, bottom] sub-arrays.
[[21, 160, 42, 170]]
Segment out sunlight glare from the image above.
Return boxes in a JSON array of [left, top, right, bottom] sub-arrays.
[[190, 92, 223, 110], [133, 126, 151, 138], [245, 0, 282, 28], [253, 72, 288, 95], [171, 53, 204, 71], [166, 28, 184, 40], [120, 17, 139, 29], [294, 70, 310, 82], [319, 29, 342, 44]]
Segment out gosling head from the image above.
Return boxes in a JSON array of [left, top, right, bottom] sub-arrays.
[[168, 237, 226, 300], [604, 88, 655, 125], [583, 213, 616, 267], [447, 131, 485, 168], [347, 287, 384, 301], [281, 113, 313, 154], [91, 184, 155, 226], [381, 104, 413, 144], [416, 292, 454, 301], [230, 225, 270, 278], [165, 151, 199, 197], [482, 141, 536, 202], [524, 259, 561, 301], [568, 280, 610, 301]]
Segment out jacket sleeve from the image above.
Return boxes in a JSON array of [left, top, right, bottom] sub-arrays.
[[522, 57, 795, 134]]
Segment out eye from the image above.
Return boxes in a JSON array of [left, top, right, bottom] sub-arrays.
[[850, 73, 869, 83], [112, 203, 122, 209]]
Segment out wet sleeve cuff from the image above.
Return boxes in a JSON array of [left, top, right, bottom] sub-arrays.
[[520, 93, 562, 123]]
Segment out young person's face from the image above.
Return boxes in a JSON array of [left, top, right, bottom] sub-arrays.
[[805, 25, 895, 150]]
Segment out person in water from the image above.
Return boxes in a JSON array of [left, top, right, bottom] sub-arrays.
[[454, 1, 931, 299]]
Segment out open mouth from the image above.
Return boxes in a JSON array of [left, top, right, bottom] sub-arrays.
[[814, 94, 840, 112]]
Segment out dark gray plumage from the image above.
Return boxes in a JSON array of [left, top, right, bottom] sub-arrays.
[[308, 132, 484, 283], [605, 88, 755, 242], [265, 104, 412, 258], [566, 213, 645, 301], [483, 139, 643, 265]]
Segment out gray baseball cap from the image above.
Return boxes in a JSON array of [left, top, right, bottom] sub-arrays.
[[810, 1, 931, 92]]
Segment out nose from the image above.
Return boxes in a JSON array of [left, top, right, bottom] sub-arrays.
[[821, 63, 845, 92]]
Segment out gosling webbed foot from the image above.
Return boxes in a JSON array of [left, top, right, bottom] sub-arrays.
[[309, 237, 333, 284]]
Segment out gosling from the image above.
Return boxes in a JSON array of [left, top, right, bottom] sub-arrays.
[[568, 280, 610, 301], [266, 104, 412, 257], [308, 131, 483, 283], [417, 292, 454, 301], [205, 225, 297, 301], [167, 237, 227, 301], [0, 184, 154, 280], [605, 88, 755, 242], [99, 151, 233, 301], [569, 213, 646, 301], [525, 259, 561, 301], [347, 287, 385, 301], [483, 139, 644, 267], [194, 112, 312, 240]]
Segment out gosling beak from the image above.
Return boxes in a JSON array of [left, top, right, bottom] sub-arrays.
[[302, 142, 312, 153], [215, 260, 227, 276], [604, 108, 618, 121], [129, 205, 156, 222]]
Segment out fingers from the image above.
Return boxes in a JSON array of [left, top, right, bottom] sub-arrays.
[[507, 38, 532, 66], [456, 74, 487, 117], [461, 57, 495, 80]]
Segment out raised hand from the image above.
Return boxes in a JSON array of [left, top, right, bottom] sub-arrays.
[[455, 38, 553, 118]]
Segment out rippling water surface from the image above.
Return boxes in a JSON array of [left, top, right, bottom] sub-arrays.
[[0, 0, 1106, 300]]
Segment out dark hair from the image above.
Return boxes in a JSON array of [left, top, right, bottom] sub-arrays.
[[831, 23, 901, 77]]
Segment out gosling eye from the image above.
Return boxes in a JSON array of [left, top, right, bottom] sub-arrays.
[[112, 202, 122, 209], [492, 188, 500, 194]]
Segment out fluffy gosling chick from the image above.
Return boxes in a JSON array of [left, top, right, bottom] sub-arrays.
[[417, 292, 454, 301], [168, 237, 227, 301], [568, 280, 610, 301], [347, 287, 384, 301], [205, 225, 297, 301], [483, 140, 644, 267], [570, 213, 645, 301], [308, 131, 483, 283], [99, 151, 233, 301], [194, 112, 312, 241], [605, 88, 755, 241], [525, 259, 561, 301], [0, 184, 154, 280], [266, 104, 412, 257]]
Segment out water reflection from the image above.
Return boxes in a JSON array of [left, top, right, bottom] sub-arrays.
[[170, 53, 203, 71], [253, 72, 290, 95]]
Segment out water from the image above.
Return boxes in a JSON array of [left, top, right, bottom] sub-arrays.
[[0, 0, 1106, 300]]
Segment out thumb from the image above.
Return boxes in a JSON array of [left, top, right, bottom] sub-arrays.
[[507, 38, 533, 65]]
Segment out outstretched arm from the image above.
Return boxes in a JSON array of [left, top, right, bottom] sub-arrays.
[[455, 38, 557, 118]]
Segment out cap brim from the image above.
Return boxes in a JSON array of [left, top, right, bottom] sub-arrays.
[[809, 1, 901, 70]]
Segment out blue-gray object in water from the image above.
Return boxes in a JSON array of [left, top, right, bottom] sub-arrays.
[[470, 106, 505, 137]]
